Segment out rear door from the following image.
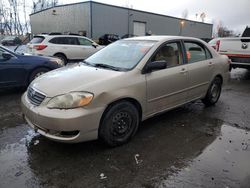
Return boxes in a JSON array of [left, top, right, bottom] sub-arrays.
[[183, 40, 214, 101], [0, 49, 25, 88], [145, 41, 189, 115], [61, 37, 79, 60]]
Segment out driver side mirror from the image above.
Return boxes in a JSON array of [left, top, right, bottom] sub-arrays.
[[2, 52, 13, 60], [142, 60, 167, 74], [92, 42, 98, 48]]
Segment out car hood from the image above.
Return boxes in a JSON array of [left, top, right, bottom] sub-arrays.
[[18, 54, 52, 61], [17, 54, 62, 66], [31, 64, 124, 97]]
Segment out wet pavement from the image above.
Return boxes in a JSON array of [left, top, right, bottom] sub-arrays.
[[0, 68, 250, 188]]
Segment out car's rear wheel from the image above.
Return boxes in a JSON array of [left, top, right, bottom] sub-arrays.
[[54, 54, 67, 66], [202, 77, 222, 106], [99, 101, 140, 147], [29, 68, 50, 84]]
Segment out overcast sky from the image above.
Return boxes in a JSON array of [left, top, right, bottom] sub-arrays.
[[61, 0, 250, 34]]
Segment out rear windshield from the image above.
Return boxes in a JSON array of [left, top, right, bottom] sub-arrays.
[[30, 36, 45, 44], [3, 36, 16, 40]]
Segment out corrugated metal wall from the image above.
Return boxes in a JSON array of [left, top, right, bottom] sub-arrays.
[[128, 9, 212, 38], [30, 3, 91, 36], [91, 3, 128, 39], [30, 2, 212, 40], [91, 3, 212, 39]]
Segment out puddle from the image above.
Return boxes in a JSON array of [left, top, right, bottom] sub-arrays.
[[156, 124, 250, 188], [1, 121, 250, 187], [0, 125, 40, 188]]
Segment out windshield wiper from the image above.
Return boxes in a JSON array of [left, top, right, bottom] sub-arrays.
[[81, 60, 95, 67], [93, 63, 122, 71]]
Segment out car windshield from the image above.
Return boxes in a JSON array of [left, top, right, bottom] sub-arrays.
[[85, 40, 156, 71]]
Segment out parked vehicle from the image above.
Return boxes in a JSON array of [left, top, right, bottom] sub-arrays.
[[1, 36, 22, 46], [26, 34, 102, 65], [121, 34, 137, 39], [99, 34, 120, 45], [209, 27, 250, 70], [0, 45, 62, 89], [21, 36, 229, 146]]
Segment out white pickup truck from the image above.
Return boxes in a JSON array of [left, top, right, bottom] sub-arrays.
[[209, 27, 250, 70]]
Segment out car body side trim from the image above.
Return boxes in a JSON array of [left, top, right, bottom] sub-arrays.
[[148, 82, 209, 103]]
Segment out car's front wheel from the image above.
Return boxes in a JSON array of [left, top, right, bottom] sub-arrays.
[[29, 68, 50, 84], [202, 77, 222, 106], [99, 101, 140, 147]]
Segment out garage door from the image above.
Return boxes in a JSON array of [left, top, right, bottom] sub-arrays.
[[133, 22, 146, 36]]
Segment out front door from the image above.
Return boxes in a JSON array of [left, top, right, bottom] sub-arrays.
[[0, 49, 24, 88], [145, 41, 189, 116]]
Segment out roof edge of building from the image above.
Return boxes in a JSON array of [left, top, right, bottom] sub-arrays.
[[29, 1, 212, 26]]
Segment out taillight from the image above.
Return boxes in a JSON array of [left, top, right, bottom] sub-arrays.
[[33, 45, 47, 50], [215, 40, 220, 52]]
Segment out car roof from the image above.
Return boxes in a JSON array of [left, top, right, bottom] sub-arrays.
[[124, 35, 203, 42], [35, 34, 87, 38]]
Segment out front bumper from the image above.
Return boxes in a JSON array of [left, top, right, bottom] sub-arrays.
[[21, 92, 105, 143]]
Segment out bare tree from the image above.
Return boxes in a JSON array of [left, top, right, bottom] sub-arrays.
[[200, 12, 206, 22], [182, 9, 188, 19], [216, 21, 235, 37], [0, 0, 59, 35]]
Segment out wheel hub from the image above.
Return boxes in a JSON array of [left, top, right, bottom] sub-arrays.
[[35, 72, 45, 79], [112, 111, 132, 136], [211, 84, 219, 99]]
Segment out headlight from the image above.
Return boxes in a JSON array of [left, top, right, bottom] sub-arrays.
[[50, 58, 63, 66], [47, 92, 93, 109]]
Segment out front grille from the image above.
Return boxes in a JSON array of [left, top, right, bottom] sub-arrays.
[[27, 87, 46, 106]]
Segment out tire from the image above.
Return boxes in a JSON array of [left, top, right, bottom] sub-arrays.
[[202, 77, 222, 106], [54, 54, 67, 66], [29, 68, 50, 84], [99, 101, 140, 147]]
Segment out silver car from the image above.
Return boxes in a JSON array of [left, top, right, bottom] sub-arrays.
[[21, 36, 230, 146]]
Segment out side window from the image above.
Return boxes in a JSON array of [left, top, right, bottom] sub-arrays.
[[151, 42, 183, 68], [49, 37, 59, 44], [65, 37, 79, 45], [78, 38, 92, 46], [184, 42, 210, 63]]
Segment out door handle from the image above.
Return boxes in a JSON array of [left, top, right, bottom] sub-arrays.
[[180, 68, 187, 74]]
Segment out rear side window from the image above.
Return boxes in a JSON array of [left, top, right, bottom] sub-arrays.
[[66, 37, 79, 45], [184, 42, 212, 63], [49, 37, 60, 44], [30, 36, 45, 44]]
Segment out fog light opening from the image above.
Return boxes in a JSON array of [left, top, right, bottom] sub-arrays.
[[60, 130, 80, 137]]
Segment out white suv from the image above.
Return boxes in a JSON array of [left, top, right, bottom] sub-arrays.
[[27, 34, 103, 65]]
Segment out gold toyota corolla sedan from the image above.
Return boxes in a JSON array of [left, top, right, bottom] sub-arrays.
[[21, 36, 230, 146]]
